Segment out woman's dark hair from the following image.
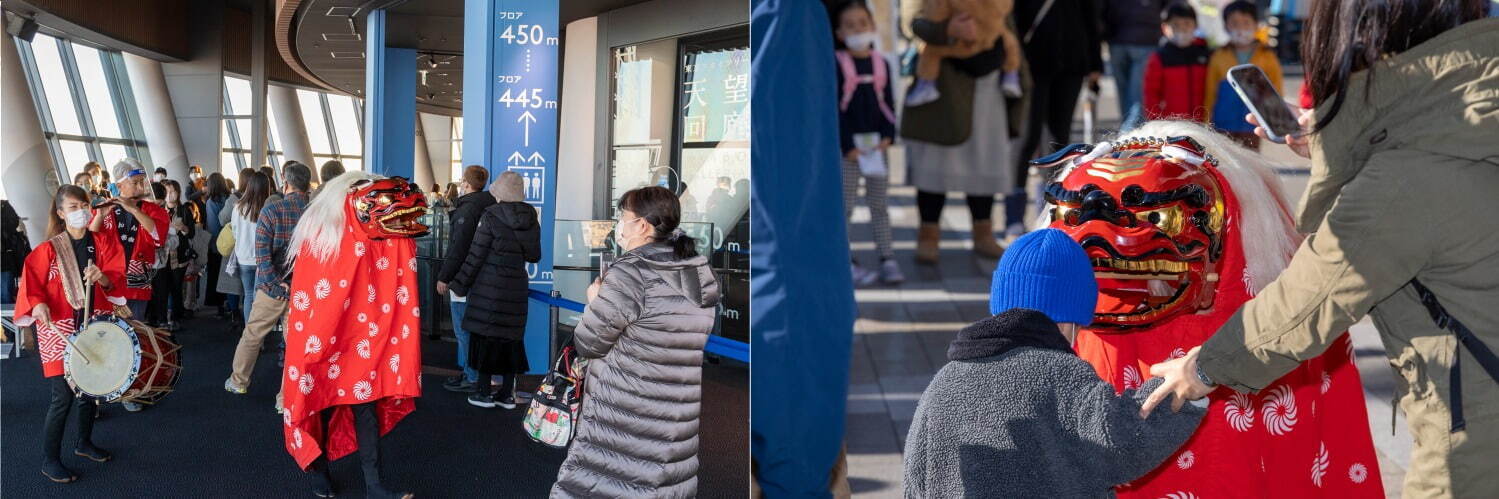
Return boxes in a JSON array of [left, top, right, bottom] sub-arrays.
[[238, 171, 272, 222], [1302, 0, 1486, 131], [618, 186, 697, 259], [162, 179, 181, 205], [1162, 2, 1197, 22], [260, 165, 278, 193], [206, 172, 231, 201], [46, 185, 92, 239], [150, 182, 166, 203], [1221, 1, 1258, 22], [235, 168, 255, 196]]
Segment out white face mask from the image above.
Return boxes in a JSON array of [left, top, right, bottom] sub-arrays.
[[843, 31, 878, 51], [155, 173, 166, 182], [1229, 30, 1255, 46], [65, 208, 90, 229], [190, 172, 202, 181], [614, 216, 642, 249], [1170, 32, 1195, 48]]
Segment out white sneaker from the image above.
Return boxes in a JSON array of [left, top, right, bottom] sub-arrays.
[[851, 263, 880, 287], [879, 259, 906, 284], [906, 81, 941, 107], [1001, 72, 1023, 98], [122, 401, 142, 412]]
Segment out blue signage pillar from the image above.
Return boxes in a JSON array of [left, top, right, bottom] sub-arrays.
[[464, 0, 559, 374], [364, 9, 417, 178]]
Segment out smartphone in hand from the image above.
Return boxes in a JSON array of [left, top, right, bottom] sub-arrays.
[[1227, 64, 1300, 144]]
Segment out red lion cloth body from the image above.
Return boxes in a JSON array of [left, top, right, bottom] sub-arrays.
[[279, 175, 430, 470], [1038, 123, 1384, 497]]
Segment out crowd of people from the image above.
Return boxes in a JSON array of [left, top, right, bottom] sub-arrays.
[[831, 0, 1293, 286], [4, 153, 725, 496]]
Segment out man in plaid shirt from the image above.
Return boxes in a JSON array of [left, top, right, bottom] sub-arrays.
[[225, 162, 312, 401]]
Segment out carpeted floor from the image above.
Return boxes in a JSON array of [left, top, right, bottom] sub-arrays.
[[2, 313, 748, 498]]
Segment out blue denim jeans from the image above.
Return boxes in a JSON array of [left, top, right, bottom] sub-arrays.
[[449, 301, 478, 383], [1109, 43, 1155, 132], [239, 265, 258, 321], [0, 271, 16, 304]]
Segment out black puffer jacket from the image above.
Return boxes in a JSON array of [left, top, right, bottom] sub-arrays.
[[450, 201, 541, 339], [437, 190, 497, 283]]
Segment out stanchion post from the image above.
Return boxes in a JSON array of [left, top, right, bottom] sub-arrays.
[[549, 290, 561, 362]]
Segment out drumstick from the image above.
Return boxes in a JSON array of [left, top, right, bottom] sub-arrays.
[[61, 329, 92, 364]]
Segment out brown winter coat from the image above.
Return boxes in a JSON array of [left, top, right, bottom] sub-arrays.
[[1198, 18, 1499, 498], [550, 242, 721, 498]]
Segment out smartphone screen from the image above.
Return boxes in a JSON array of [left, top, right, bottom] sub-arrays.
[[600, 252, 615, 280], [1227, 65, 1299, 141]]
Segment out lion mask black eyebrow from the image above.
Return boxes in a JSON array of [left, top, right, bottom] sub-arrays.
[[1045, 182, 1209, 208]]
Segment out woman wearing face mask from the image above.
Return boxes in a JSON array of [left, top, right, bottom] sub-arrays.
[[14, 185, 127, 483], [551, 186, 722, 498], [1202, 1, 1281, 150], [448, 171, 539, 409]]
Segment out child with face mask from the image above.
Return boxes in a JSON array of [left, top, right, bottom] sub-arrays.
[[1141, 3, 1211, 122], [1203, 0, 1282, 150], [833, 1, 904, 285]]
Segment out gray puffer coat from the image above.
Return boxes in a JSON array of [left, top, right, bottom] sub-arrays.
[[551, 242, 721, 498]]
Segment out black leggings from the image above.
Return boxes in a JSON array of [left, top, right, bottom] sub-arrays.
[[308, 403, 400, 498], [475, 373, 516, 400], [916, 191, 995, 223], [1014, 70, 1087, 189], [43, 376, 99, 464]]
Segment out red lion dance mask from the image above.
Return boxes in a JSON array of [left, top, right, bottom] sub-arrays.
[[348, 177, 430, 238], [1032, 124, 1384, 497], [1035, 136, 1230, 330]]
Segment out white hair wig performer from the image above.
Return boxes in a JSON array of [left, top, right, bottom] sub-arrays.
[[287, 170, 382, 269]]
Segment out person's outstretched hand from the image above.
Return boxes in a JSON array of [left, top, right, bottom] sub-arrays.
[[1140, 346, 1215, 418], [1245, 107, 1313, 159]]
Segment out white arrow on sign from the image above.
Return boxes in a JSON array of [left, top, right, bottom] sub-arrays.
[[517, 110, 536, 147], [527, 151, 546, 165], [508, 151, 526, 165]]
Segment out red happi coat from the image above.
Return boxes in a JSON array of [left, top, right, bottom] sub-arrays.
[[94, 201, 169, 301], [279, 228, 423, 470], [1076, 201, 1385, 497], [14, 232, 128, 377]]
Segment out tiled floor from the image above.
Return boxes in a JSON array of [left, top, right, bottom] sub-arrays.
[[840, 72, 1407, 498]]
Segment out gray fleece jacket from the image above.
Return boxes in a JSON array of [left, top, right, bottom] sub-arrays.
[[903, 309, 1205, 498]]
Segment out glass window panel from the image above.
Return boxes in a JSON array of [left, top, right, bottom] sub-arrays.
[[298, 90, 334, 154], [267, 95, 283, 152], [327, 94, 362, 157], [608, 39, 677, 213], [339, 157, 362, 172], [99, 143, 129, 167], [225, 77, 251, 116], [232, 119, 253, 149], [71, 44, 123, 139], [30, 35, 83, 135], [221, 152, 242, 171], [58, 140, 93, 178]]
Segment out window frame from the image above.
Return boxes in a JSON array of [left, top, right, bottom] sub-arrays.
[[14, 33, 151, 183]]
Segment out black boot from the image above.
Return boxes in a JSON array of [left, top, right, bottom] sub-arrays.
[[353, 404, 411, 499], [308, 457, 335, 497], [72, 397, 111, 462], [42, 377, 78, 483]]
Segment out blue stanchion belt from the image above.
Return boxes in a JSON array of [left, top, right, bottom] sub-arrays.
[[529, 289, 749, 363]]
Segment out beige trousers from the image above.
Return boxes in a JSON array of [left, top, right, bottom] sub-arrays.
[[229, 289, 288, 389]]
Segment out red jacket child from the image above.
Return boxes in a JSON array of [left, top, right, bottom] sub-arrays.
[[1142, 38, 1211, 122]]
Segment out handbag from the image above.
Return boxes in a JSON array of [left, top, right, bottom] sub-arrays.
[[216, 225, 234, 257], [523, 345, 587, 448], [899, 59, 976, 145]]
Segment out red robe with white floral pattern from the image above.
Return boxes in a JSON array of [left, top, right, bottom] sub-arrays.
[[94, 200, 169, 301], [1076, 196, 1385, 497], [13, 232, 128, 377], [279, 227, 423, 470]]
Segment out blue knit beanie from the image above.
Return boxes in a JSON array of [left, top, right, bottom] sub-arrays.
[[989, 228, 1098, 325]]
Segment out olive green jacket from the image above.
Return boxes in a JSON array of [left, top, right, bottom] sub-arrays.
[[1199, 18, 1499, 498]]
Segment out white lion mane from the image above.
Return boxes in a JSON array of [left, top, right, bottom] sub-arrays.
[[287, 170, 383, 269]]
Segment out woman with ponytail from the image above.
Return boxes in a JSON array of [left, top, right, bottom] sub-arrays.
[[551, 185, 722, 498], [14, 185, 127, 483]]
